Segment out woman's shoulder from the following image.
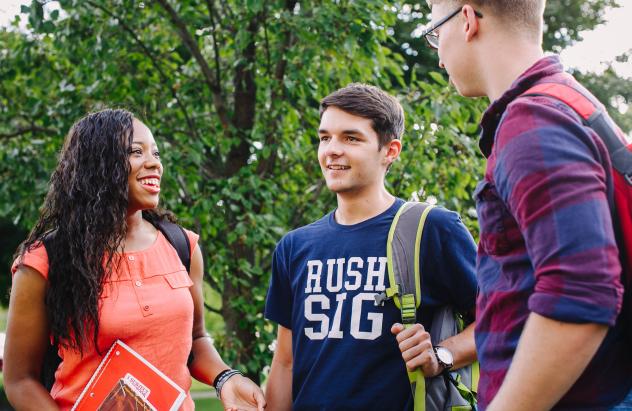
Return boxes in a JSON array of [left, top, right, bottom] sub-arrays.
[[181, 227, 199, 242], [153, 222, 200, 257], [11, 242, 49, 279], [181, 227, 200, 254]]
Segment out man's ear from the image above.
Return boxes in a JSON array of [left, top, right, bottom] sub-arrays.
[[462, 4, 480, 42], [383, 139, 402, 167]]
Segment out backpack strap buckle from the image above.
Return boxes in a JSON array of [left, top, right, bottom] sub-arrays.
[[374, 285, 399, 307]]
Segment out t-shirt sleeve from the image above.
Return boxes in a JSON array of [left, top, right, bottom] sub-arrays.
[[429, 209, 478, 314], [493, 99, 622, 325], [264, 238, 294, 329], [11, 243, 49, 279]]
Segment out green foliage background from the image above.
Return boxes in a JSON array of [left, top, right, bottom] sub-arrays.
[[0, 0, 629, 383]]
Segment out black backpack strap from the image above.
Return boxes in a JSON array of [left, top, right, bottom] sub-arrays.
[[153, 220, 191, 273], [149, 220, 195, 366], [40, 343, 61, 392], [40, 230, 56, 253], [40, 231, 62, 392]]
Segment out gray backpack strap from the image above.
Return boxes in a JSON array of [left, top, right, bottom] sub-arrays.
[[378, 201, 479, 411], [376, 202, 434, 410], [379, 202, 433, 323]]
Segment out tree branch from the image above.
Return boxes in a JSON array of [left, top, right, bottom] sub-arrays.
[[204, 0, 222, 91], [259, 259, 272, 276], [85, 0, 200, 142], [256, 0, 299, 177], [204, 270, 221, 291], [262, 9, 272, 77], [204, 302, 222, 315], [219, 0, 235, 22], [176, 175, 195, 207], [222, 14, 260, 176], [155, 0, 230, 129], [290, 179, 326, 228], [392, 127, 428, 193]]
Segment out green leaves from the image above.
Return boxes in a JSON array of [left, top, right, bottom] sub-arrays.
[[428, 71, 447, 86], [2, 0, 629, 382]]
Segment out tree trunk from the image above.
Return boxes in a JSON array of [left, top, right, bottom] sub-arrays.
[[221, 238, 259, 383]]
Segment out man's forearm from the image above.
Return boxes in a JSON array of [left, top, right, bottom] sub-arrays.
[[439, 322, 476, 370], [487, 312, 608, 411], [265, 359, 293, 411]]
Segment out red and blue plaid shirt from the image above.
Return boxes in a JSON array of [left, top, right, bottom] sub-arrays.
[[475, 55, 632, 409]]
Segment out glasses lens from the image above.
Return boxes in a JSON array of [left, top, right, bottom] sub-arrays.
[[425, 32, 439, 49]]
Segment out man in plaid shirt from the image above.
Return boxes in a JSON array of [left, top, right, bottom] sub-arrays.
[[422, 0, 632, 409]]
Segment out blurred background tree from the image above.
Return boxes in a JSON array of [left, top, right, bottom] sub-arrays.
[[0, 0, 629, 382]]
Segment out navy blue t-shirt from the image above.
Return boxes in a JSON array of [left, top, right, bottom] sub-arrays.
[[265, 199, 477, 410]]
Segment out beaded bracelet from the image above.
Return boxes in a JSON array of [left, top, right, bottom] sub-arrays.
[[213, 369, 243, 400]]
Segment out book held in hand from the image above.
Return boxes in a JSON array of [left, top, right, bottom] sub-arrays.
[[72, 340, 186, 411]]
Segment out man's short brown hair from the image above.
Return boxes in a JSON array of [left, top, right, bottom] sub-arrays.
[[427, 0, 546, 41], [319, 83, 405, 149]]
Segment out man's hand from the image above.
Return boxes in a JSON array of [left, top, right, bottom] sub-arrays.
[[219, 374, 266, 411], [391, 323, 442, 377]]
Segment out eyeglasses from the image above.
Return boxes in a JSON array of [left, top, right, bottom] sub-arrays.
[[420, 8, 483, 49]]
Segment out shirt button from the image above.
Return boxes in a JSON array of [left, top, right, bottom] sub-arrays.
[[128, 255, 135, 261], [143, 305, 150, 311], [135, 280, 142, 287]]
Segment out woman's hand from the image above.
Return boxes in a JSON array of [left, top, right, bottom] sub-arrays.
[[219, 374, 266, 411]]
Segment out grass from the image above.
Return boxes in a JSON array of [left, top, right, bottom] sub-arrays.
[[190, 379, 223, 410], [0, 374, 223, 410], [194, 397, 224, 410]]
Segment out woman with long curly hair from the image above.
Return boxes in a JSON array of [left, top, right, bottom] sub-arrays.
[[3, 109, 265, 410]]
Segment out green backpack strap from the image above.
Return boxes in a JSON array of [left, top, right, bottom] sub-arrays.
[[381, 202, 434, 411]]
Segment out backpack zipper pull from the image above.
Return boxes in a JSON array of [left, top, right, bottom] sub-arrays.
[[374, 291, 391, 306], [376, 288, 402, 306], [374, 286, 400, 307]]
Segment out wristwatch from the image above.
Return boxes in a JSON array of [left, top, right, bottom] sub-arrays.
[[433, 346, 454, 371]]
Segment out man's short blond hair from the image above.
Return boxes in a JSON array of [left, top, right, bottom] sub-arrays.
[[427, 0, 546, 42]]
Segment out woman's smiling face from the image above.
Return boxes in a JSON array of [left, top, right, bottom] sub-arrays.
[[127, 119, 163, 213]]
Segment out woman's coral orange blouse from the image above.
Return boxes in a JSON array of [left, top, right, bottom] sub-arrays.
[[12, 229, 199, 410]]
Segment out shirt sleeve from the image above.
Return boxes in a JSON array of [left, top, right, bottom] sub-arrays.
[[11, 242, 49, 279], [493, 98, 623, 325], [264, 237, 294, 329], [424, 208, 478, 314]]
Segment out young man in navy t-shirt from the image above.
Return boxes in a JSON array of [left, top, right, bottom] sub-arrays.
[[264, 83, 478, 410]]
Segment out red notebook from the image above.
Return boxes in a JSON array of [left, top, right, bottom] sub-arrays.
[[72, 340, 186, 411]]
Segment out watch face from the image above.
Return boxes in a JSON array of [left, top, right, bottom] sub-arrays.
[[436, 347, 454, 365]]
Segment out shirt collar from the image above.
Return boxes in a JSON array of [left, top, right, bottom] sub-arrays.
[[479, 55, 565, 157]]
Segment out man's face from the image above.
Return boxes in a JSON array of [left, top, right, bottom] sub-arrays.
[[317, 107, 393, 196], [431, 3, 480, 96]]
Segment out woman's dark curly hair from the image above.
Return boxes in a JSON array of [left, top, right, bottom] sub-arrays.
[[17, 108, 172, 354]]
